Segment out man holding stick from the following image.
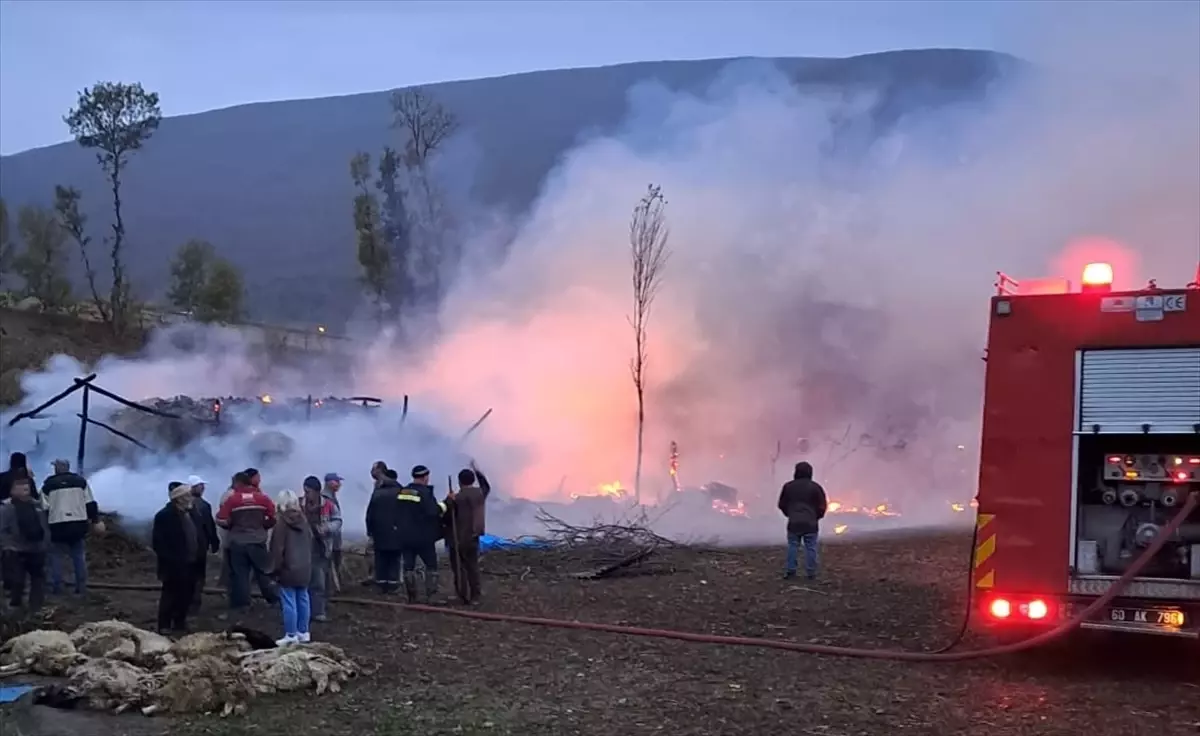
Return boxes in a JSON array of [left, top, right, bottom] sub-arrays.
[[443, 460, 490, 605]]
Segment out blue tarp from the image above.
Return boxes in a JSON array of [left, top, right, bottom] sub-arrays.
[[479, 534, 552, 552], [0, 685, 36, 704]]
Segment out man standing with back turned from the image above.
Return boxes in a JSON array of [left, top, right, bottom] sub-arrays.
[[778, 461, 827, 580]]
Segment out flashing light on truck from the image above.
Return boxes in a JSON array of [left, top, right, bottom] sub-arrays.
[[1081, 261, 1115, 292], [975, 259, 1200, 640]]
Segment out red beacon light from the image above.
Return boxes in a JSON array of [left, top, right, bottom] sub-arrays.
[[1081, 262, 1114, 293]]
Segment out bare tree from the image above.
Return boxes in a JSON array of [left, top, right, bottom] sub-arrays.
[[53, 185, 108, 322], [390, 87, 459, 303], [628, 184, 671, 504]]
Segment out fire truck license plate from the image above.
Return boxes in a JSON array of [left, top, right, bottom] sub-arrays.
[[1107, 607, 1186, 628]]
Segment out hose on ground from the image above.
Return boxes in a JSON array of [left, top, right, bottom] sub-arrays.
[[90, 492, 1197, 662], [925, 506, 982, 654]]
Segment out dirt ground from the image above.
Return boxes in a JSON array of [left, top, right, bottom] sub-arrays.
[[2, 528, 1197, 736], [0, 308, 145, 407]]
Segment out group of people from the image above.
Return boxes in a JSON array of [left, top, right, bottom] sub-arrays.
[[364, 460, 491, 606], [149, 468, 343, 644], [4, 444, 827, 641], [149, 459, 490, 646], [0, 453, 106, 613]]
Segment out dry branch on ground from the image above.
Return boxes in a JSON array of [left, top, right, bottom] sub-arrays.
[[483, 507, 691, 580]]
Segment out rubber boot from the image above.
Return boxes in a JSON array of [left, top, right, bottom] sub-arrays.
[[424, 571, 439, 604], [402, 572, 418, 604]]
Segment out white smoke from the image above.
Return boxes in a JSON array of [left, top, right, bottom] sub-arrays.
[[2, 15, 1197, 543]]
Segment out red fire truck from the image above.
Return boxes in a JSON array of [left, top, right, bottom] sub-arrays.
[[973, 260, 1200, 639]]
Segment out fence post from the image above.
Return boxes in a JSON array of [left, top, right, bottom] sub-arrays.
[[77, 385, 90, 474]]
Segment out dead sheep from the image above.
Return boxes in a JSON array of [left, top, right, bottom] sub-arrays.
[[142, 654, 256, 717], [66, 657, 159, 713], [171, 630, 252, 661], [0, 629, 85, 676], [69, 620, 175, 668], [238, 642, 359, 695]]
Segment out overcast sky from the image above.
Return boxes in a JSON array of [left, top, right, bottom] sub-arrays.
[[0, 0, 1194, 154]]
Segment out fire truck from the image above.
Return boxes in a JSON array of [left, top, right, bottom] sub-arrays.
[[973, 260, 1200, 639]]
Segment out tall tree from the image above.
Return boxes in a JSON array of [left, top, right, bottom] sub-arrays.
[[166, 239, 217, 313], [350, 151, 390, 322], [12, 205, 72, 309], [53, 185, 108, 321], [0, 198, 12, 287], [194, 259, 245, 323], [390, 87, 458, 303], [628, 184, 671, 504], [376, 146, 411, 302], [64, 81, 162, 335]]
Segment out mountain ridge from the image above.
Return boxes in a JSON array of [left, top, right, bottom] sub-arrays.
[[0, 48, 1023, 324]]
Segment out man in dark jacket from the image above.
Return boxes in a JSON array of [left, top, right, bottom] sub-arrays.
[[0, 477, 49, 611], [444, 461, 491, 605], [153, 483, 203, 634], [398, 465, 444, 603], [365, 469, 405, 593], [0, 452, 34, 503], [186, 475, 220, 613], [777, 461, 828, 580], [42, 459, 102, 595]]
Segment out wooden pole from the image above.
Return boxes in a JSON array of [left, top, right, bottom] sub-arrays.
[[76, 385, 90, 474]]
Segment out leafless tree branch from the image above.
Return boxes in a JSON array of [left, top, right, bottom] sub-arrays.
[[628, 184, 671, 504]]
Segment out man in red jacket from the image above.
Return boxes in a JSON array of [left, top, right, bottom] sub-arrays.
[[216, 471, 278, 609]]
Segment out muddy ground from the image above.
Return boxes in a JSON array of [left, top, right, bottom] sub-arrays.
[[2, 528, 1198, 736]]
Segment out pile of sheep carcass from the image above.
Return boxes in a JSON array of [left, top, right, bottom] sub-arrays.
[[0, 620, 360, 716]]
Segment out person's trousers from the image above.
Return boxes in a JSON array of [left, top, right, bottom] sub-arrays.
[[786, 532, 819, 579], [189, 555, 207, 613], [48, 538, 87, 595], [309, 555, 329, 618], [3, 550, 46, 609], [374, 549, 401, 593], [401, 544, 438, 573], [328, 547, 343, 593], [448, 538, 482, 602], [227, 540, 277, 608], [279, 586, 311, 636], [157, 568, 196, 632]]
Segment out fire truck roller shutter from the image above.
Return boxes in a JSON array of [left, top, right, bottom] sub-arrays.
[[1078, 348, 1200, 434]]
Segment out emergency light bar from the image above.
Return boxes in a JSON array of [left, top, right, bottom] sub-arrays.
[[1081, 262, 1114, 293]]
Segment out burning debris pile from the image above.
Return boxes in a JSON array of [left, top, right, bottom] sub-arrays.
[[96, 394, 384, 465], [485, 508, 685, 580], [0, 621, 362, 717]]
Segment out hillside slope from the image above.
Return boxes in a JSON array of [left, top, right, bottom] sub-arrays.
[[0, 49, 1019, 323]]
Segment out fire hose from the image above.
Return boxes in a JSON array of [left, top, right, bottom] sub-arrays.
[[88, 490, 1197, 662]]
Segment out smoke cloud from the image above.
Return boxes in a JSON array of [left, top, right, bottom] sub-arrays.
[[3, 9, 1197, 542]]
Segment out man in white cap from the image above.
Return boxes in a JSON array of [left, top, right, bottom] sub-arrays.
[[153, 483, 200, 634], [186, 475, 220, 612]]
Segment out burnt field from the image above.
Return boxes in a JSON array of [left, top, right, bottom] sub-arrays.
[[3, 528, 1198, 736]]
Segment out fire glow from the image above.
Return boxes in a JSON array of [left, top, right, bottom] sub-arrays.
[[711, 498, 747, 517], [572, 481, 628, 500]]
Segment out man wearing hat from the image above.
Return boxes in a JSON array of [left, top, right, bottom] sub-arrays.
[[321, 473, 345, 593], [186, 475, 220, 612], [40, 459, 102, 596], [396, 465, 445, 603], [152, 483, 201, 634]]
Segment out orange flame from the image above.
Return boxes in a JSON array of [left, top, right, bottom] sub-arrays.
[[571, 481, 628, 500], [711, 498, 747, 517]]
